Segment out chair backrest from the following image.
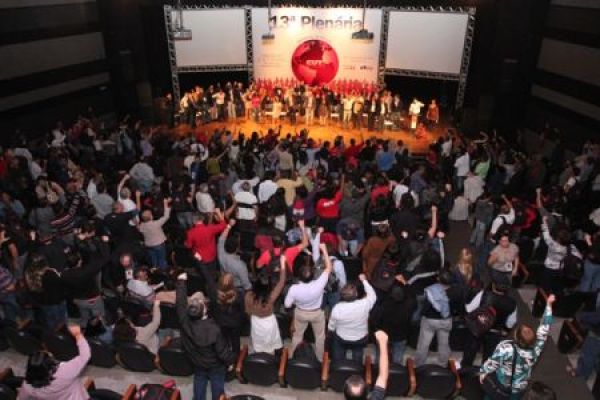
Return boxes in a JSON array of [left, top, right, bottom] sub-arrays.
[[159, 303, 181, 330], [285, 355, 321, 389], [385, 364, 411, 397], [329, 360, 364, 392], [158, 346, 194, 377], [43, 331, 78, 361], [415, 364, 457, 399], [5, 327, 41, 356], [88, 338, 117, 368], [117, 342, 156, 372], [87, 388, 123, 400], [242, 352, 278, 386], [0, 384, 16, 400], [459, 366, 485, 400]]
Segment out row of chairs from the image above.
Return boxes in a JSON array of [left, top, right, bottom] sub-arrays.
[[1, 322, 196, 376], [235, 346, 487, 399], [0, 369, 182, 400]]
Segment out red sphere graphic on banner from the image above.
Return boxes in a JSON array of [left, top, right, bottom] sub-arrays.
[[291, 39, 339, 86]]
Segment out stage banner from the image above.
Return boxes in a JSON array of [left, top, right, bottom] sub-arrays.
[[251, 7, 382, 89]]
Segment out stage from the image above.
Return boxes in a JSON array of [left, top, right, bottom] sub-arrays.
[[170, 117, 449, 155]]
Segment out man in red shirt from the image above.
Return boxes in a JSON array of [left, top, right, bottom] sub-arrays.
[[316, 175, 345, 233], [256, 219, 308, 274], [185, 208, 227, 272]]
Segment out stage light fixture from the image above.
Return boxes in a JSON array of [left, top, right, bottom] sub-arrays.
[[172, 0, 192, 40], [262, 0, 275, 40], [352, 0, 374, 41]]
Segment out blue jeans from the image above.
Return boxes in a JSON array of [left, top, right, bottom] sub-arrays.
[[0, 293, 20, 322], [73, 297, 105, 326], [477, 239, 495, 280], [39, 302, 67, 331], [470, 220, 488, 248], [331, 333, 367, 363], [375, 340, 407, 365], [579, 259, 600, 292], [576, 335, 600, 379], [193, 365, 226, 400], [147, 243, 168, 270]]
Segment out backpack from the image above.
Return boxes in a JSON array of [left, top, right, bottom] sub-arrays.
[[371, 258, 399, 292], [561, 245, 584, 283], [465, 292, 497, 337], [465, 305, 497, 337], [135, 383, 176, 400]]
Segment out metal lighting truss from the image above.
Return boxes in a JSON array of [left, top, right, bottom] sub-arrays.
[[164, 4, 251, 104], [377, 8, 390, 88], [164, 5, 181, 105], [382, 6, 476, 109]]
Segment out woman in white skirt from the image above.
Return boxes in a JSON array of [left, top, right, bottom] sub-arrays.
[[244, 256, 287, 354]]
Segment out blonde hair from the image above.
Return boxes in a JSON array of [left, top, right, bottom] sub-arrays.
[[456, 248, 473, 282], [217, 273, 237, 306]]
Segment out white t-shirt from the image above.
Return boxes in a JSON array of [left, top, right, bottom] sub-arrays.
[[454, 153, 471, 177], [490, 208, 516, 236], [234, 191, 258, 221], [258, 180, 278, 203], [195, 192, 215, 213], [284, 272, 329, 310]]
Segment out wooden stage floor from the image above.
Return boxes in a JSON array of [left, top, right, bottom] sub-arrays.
[[171, 117, 449, 155]]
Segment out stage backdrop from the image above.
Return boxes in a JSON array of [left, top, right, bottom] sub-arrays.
[[251, 7, 382, 87]]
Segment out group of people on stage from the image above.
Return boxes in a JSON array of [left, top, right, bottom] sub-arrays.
[[176, 80, 440, 133]]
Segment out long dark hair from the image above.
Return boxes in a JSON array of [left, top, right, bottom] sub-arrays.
[[25, 351, 59, 388]]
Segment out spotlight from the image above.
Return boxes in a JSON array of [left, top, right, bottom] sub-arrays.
[[351, 0, 374, 41], [172, 0, 192, 40], [263, 0, 275, 41]]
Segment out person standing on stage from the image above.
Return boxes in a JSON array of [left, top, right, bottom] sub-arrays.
[[408, 98, 425, 130], [305, 91, 315, 126], [352, 93, 364, 130], [426, 99, 440, 128], [317, 93, 329, 126], [391, 94, 403, 128], [212, 87, 226, 122], [342, 93, 354, 129], [378, 96, 388, 131], [367, 93, 379, 132]]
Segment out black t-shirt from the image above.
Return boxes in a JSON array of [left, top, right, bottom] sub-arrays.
[[369, 385, 386, 400]]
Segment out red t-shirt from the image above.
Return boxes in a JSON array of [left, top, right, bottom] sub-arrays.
[[256, 245, 302, 273], [370, 185, 390, 202], [184, 221, 227, 263], [316, 190, 343, 219]]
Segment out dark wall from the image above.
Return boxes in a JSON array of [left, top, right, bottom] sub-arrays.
[[525, 1, 600, 149], [0, 0, 115, 140]]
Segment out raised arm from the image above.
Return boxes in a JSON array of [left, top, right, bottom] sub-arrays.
[[427, 205, 438, 238], [59, 325, 91, 379], [268, 255, 287, 305], [320, 243, 333, 275], [175, 273, 189, 323], [117, 174, 130, 199], [532, 294, 555, 362], [156, 198, 171, 225], [374, 331, 389, 390], [297, 219, 309, 251]]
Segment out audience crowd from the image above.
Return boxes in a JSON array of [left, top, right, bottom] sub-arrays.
[[0, 87, 599, 399]]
